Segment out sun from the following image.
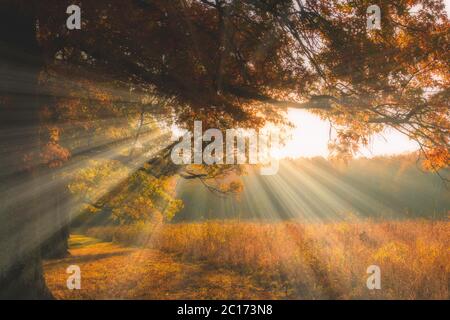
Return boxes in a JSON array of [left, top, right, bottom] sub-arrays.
[[275, 109, 419, 159]]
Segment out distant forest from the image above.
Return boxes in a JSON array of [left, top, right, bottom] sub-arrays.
[[175, 154, 450, 222], [74, 153, 449, 227]]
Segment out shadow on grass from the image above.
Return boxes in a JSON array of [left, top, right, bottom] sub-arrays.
[[44, 250, 132, 268], [69, 234, 103, 248]]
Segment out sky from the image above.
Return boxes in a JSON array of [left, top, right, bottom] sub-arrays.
[[279, 0, 450, 159], [278, 109, 419, 159], [171, 1, 449, 159]]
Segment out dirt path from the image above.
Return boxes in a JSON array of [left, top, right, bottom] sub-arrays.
[[44, 235, 281, 299]]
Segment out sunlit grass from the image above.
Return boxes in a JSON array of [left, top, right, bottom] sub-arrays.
[[79, 219, 449, 299], [44, 234, 279, 299], [68, 234, 103, 248]]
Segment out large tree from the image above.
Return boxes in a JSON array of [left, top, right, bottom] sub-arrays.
[[0, 0, 448, 298], [0, 2, 52, 299], [36, 0, 448, 165]]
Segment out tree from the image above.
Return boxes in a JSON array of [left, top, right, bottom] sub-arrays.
[[0, 0, 448, 298], [36, 0, 447, 170], [0, 2, 52, 299], [255, 0, 449, 168], [67, 160, 183, 224]]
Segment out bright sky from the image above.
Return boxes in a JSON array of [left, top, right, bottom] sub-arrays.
[[279, 0, 450, 159], [278, 109, 419, 159], [172, 1, 448, 159]]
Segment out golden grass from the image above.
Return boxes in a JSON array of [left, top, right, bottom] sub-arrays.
[[44, 234, 282, 299], [85, 220, 449, 299]]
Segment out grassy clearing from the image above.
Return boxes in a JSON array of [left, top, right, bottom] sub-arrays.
[[44, 234, 282, 299], [85, 220, 449, 299], [68, 234, 102, 248]]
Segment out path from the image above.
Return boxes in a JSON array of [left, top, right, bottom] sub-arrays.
[[44, 234, 281, 299]]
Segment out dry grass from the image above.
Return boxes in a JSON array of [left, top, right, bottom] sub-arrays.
[[44, 234, 282, 299], [84, 220, 449, 299]]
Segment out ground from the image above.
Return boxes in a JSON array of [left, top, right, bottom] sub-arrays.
[[44, 234, 283, 299], [44, 221, 449, 300]]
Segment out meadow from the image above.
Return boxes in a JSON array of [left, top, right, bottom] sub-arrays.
[[44, 219, 449, 300]]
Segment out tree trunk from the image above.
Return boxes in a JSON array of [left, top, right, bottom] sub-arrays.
[[0, 2, 52, 299], [41, 174, 70, 260]]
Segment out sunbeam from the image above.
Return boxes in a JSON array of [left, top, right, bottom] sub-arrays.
[[1, 0, 448, 302]]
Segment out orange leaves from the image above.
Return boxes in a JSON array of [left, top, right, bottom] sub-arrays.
[[30, 0, 449, 175], [22, 151, 36, 172], [88, 86, 113, 105], [39, 125, 71, 168], [422, 147, 449, 171], [328, 128, 369, 161], [40, 142, 70, 168]]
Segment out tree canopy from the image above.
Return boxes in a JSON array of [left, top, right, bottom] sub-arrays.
[[0, 0, 449, 300], [29, 0, 449, 171]]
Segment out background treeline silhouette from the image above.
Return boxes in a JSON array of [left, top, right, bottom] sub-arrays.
[[174, 154, 449, 222]]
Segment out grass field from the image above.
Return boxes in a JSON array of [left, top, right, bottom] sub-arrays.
[[44, 220, 449, 299], [44, 234, 280, 299]]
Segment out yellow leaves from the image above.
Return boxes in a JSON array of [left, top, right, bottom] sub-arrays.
[[85, 204, 101, 214], [335, 2, 354, 15], [48, 127, 61, 143], [87, 85, 112, 105], [217, 180, 244, 196], [112, 196, 161, 225], [105, 127, 129, 140], [68, 159, 130, 206], [96, 171, 184, 224]]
